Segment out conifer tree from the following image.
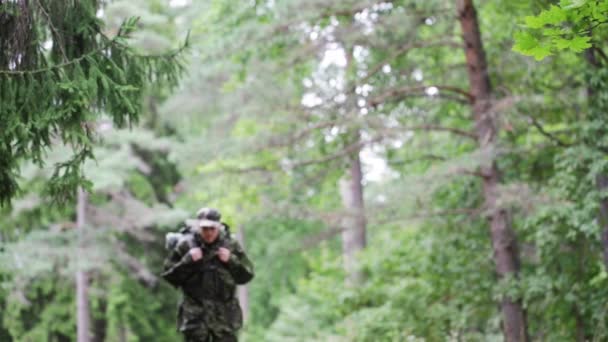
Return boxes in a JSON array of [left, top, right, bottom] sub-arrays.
[[0, 0, 185, 205]]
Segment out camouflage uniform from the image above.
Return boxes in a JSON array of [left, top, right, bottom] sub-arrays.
[[162, 227, 254, 342]]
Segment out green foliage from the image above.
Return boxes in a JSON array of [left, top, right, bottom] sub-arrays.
[[105, 276, 181, 342], [0, 129, 188, 341], [0, 1, 185, 206], [513, 1, 607, 59], [261, 215, 498, 341], [240, 217, 320, 340], [2, 273, 75, 341], [3, 0, 608, 341]]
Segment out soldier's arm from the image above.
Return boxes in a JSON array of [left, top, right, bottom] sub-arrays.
[[226, 240, 254, 285], [161, 240, 196, 288]]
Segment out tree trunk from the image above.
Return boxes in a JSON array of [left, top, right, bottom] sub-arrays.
[[76, 187, 91, 342], [339, 149, 367, 285], [235, 228, 250, 322], [92, 298, 107, 342], [584, 48, 608, 271], [337, 43, 367, 286], [456, 1, 528, 341], [597, 174, 608, 269], [118, 323, 127, 342]]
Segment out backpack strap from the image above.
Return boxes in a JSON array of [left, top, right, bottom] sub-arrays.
[[221, 222, 231, 239]]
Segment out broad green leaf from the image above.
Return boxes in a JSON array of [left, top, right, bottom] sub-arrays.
[[568, 35, 592, 52]]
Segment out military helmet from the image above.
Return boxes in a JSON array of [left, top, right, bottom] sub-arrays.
[[196, 207, 221, 222]]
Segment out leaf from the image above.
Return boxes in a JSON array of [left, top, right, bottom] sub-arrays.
[[531, 46, 553, 60], [542, 28, 563, 36], [524, 15, 545, 29], [537, 5, 568, 26], [513, 31, 552, 60], [568, 35, 592, 52], [553, 37, 572, 50], [513, 31, 540, 52], [560, 0, 588, 10]]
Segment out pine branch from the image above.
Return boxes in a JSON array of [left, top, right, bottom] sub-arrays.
[[289, 135, 384, 168], [592, 46, 608, 66], [365, 116, 477, 140], [369, 84, 474, 106], [0, 20, 188, 75], [272, 0, 398, 34], [35, 0, 68, 62], [205, 134, 384, 175], [263, 119, 344, 149], [526, 115, 572, 148], [291, 207, 481, 252], [114, 241, 158, 288], [396, 125, 477, 140], [354, 40, 461, 89], [389, 154, 447, 165]]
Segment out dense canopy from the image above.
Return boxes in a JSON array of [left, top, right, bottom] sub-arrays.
[[1, 0, 608, 341]]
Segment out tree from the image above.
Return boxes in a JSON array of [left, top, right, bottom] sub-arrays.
[[76, 187, 90, 342], [0, 2, 189, 341], [457, 0, 528, 340], [3, 0, 608, 341], [0, 0, 184, 205]]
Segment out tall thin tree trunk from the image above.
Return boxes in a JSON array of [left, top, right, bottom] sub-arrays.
[[456, 1, 528, 340], [118, 323, 127, 342], [339, 149, 367, 285], [584, 47, 608, 271], [76, 187, 91, 342], [235, 228, 250, 322], [573, 239, 587, 341], [338, 44, 367, 286], [92, 298, 107, 342], [597, 174, 608, 268]]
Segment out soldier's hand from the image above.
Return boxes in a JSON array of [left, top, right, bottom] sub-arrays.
[[189, 247, 203, 262], [218, 247, 231, 263]]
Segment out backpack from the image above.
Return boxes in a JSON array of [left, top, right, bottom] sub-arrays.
[[165, 221, 231, 251]]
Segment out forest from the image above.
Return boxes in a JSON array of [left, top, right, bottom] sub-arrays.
[[1, 0, 608, 341]]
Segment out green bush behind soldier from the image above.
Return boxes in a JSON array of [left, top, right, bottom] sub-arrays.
[[162, 208, 254, 342]]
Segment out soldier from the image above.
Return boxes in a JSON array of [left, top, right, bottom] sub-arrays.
[[162, 208, 254, 342]]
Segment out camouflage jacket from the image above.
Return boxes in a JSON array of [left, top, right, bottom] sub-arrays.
[[161, 232, 254, 334]]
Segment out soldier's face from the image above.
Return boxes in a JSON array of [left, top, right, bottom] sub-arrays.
[[201, 226, 219, 243]]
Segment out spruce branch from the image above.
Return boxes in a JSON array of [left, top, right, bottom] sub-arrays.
[[0, 19, 188, 76], [369, 84, 474, 106], [526, 115, 572, 148]]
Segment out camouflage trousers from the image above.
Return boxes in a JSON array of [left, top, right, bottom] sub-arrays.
[[177, 296, 243, 342], [183, 328, 237, 342]]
